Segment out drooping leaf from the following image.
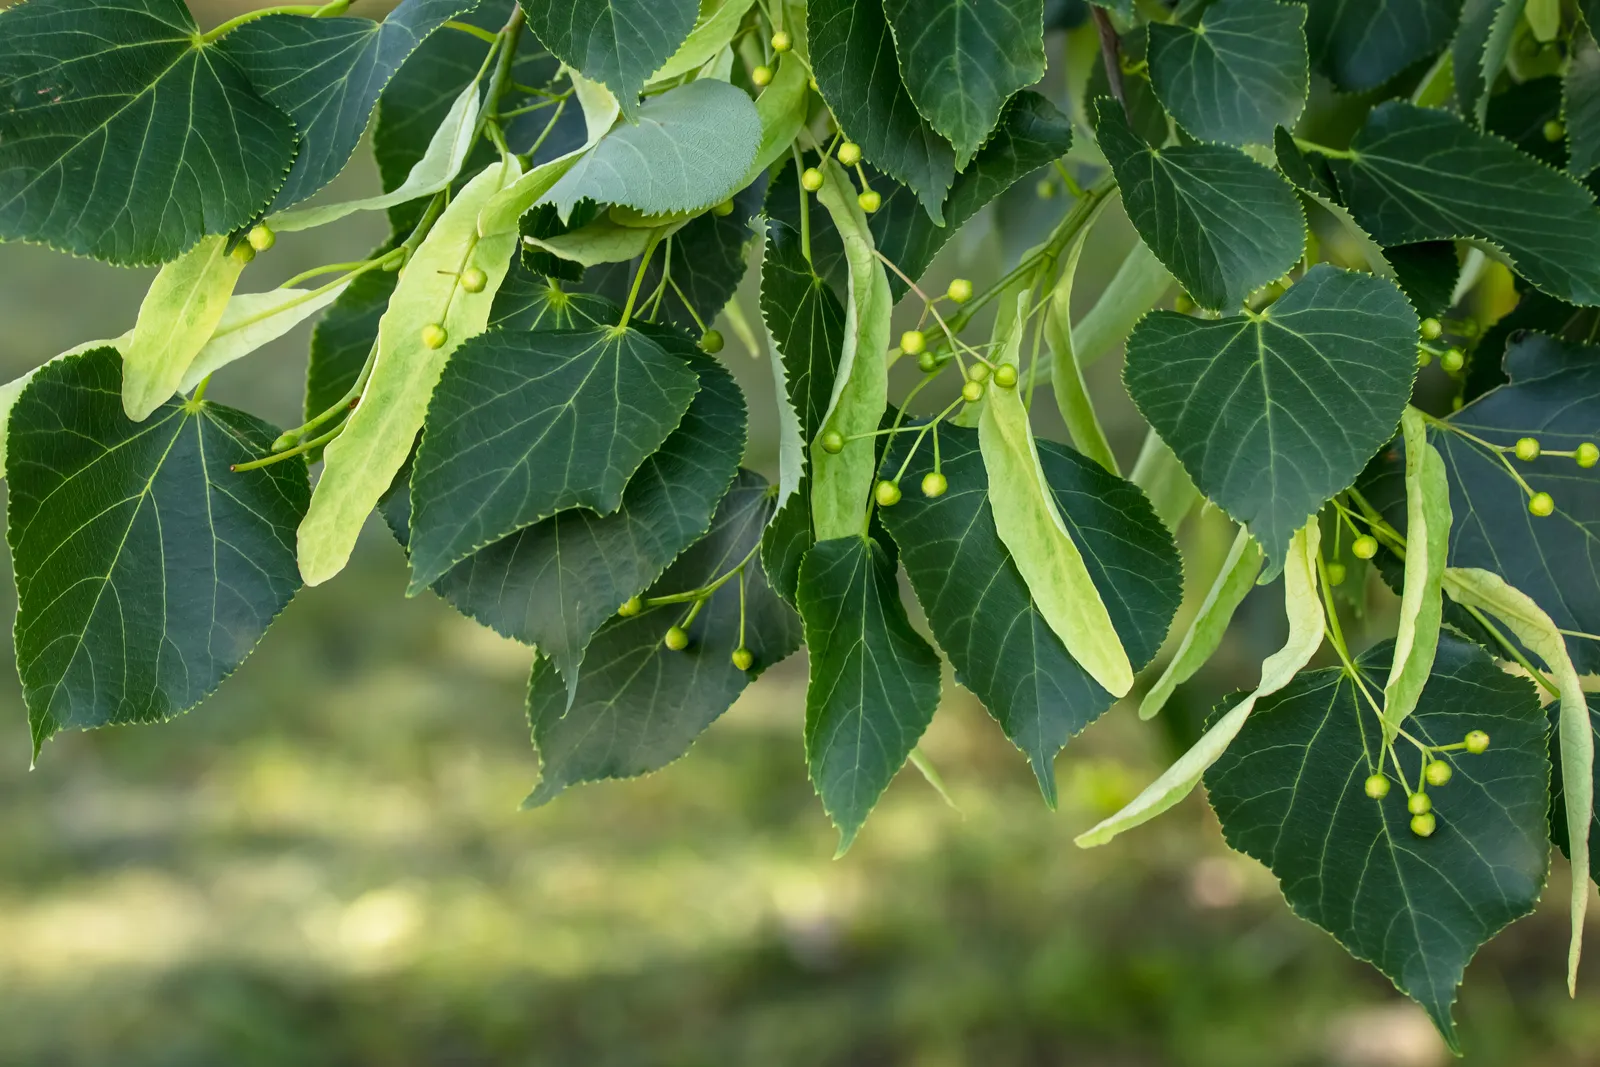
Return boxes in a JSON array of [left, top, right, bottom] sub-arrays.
[[1094, 98, 1304, 312], [525, 471, 802, 805], [407, 324, 700, 591], [1363, 332, 1600, 675], [1551, 697, 1600, 886], [7, 348, 307, 753], [1076, 521, 1323, 847], [880, 423, 1181, 802], [1452, 0, 1524, 126], [798, 535, 944, 853], [871, 91, 1073, 299], [809, 0, 958, 222], [218, 0, 475, 212], [879, 0, 1046, 169], [1330, 102, 1600, 307], [1124, 264, 1417, 569], [298, 159, 525, 587], [1205, 635, 1550, 1052], [1301, 0, 1462, 92], [1566, 28, 1600, 178], [0, 0, 298, 265], [1147, 0, 1308, 146], [1381, 407, 1450, 739], [517, 0, 700, 120], [121, 236, 246, 421]]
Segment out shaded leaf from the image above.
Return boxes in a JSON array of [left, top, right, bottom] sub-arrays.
[[1567, 28, 1600, 177], [1302, 0, 1462, 92], [517, 0, 700, 120], [1387, 242, 1459, 319], [489, 264, 615, 331], [1452, 0, 1523, 125], [1147, 0, 1308, 146], [1550, 697, 1600, 886]]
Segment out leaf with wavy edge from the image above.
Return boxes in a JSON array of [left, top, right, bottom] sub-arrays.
[[1148, 0, 1308, 146]]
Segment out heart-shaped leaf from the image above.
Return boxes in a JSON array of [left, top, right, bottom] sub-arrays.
[[1302, 0, 1461, 92], [1124, 264, 1417, 569], [1095, 98, 1304, 312], [517, 0, 700, 119], [1147, 0, 1308, 146], [1206, 635, 1550, 1052], [0, 0, 298, 265]]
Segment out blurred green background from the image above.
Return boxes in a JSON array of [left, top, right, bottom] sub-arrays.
[[0, 2, 1597, 1064]]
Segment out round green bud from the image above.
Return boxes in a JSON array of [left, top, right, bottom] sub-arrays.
[[1364, 773, 1391, 799], [962, 379, 985, 403], [1352, 534, 1378, 560], [751, 64, 773, 87], [1529, 490, 1555, 517], [1419, 317, 1442, 340], [1576, 442, 1599, 468], [1035, 178, 1056, 199], [808, 76, 819, 92], [231, 241, 256, 265], [1425, 760, 1454, 787], [1514, 436, 1541, 461], [946, 278, 973, 304], [618, 596, 643, 617], [1545, 118, 1567, 142], [421, 323, 448, 350], [247, 223, 276, 252], [921, 471, 948, 498], [967, 361, 990, 383], [732, 647, 755, 671], [699, 329, 725, 354], [1326, 561, 1347, 587], [917, 351, 939, 374], [875, 479, 903, 507], [1174, 292, 1196, 315], [1417, 347, 1433, 368], [712, 198, 735, 217], [837, 141, 862, 166], [1465, 729, 1490, 754], [1410, 812, 1437, 838], [858, 189, 881, 213], [1407, 791, 1432, 815], [663, 625, 690, 651], [800, 167, 824, 192], [1440, 347, 1465, 373], [820, 431, 845, 454], [900, 329, 927, 356], [993, 363, 1018, 389], [770, 30, 792, 53], [460, 267, 488, 293]]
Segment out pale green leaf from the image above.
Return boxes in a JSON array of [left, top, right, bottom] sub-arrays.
[[1046, 197, 1117, 474], [1380, 407, 1451, 739], [178, 281, 353, 392], [649, 0, 757, 83], [122, 236, 246, 421]]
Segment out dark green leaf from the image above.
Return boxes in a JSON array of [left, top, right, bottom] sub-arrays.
[[1096, 98, 1305, 312], [1302, 0, 1461, 92], [1206, 635, 1550, 1051], [810, 0, 958, 222], [1364, 332, 1600, 674], [490, 262, 615, 330], [1273, 125, 1338, 199], [879, 424, 1181, 802], [0, 0, 297, 265], [1387, 242, 1459, 318], [525, 470, 802, 805], [1452, 0, 1521, 125], [1124, 264, 1417, 569], [1331, 102, 1600, 307], [407, 324, 700, 590], [517, 0, 699, 119], [799, 535, 943, 851], [304, 260, 397, 457], [1550, 698, 1600, 885], [1566, 29, 1600, 177], [765, 155, 848, 301], [761, 488, 814, 607], [1147, 0, 1308, 146], [219, 0, 474, 212], [518, 200, 598, 282], [7, 348, 308, 751], [872, 91, 1073, 299], [1486, 76, 1565, 168], [879, 0, 1046, 168]]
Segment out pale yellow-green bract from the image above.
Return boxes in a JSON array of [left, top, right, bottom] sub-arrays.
[[1077, 521, 1324, 847], [810, 158, 892, 541], [980, 292, 1133, 698], [649, 0, 756, 83], [121, 234, 245, 420], [297, 157, 525, 586], [1442, 566, 1591, 994], [1381, 406, 1451, 739]]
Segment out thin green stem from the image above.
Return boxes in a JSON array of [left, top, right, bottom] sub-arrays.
[[200, 1, 348, 43], [792, 145, 812, 264], [279, 337, 379, 447], [443, 20, 501, 44], [190, 374, 212, 407], [279, 260, 375, 290], [616, 230, 665, 330], [1461, 603, 1562, 699], [1293, 137, 1359, 161], [233, 422, 343, 472]]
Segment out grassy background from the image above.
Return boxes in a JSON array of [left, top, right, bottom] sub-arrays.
[[0, 3, 1597, 1063]]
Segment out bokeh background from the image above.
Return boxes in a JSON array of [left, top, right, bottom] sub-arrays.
[[0, 2, 1597, 1064]]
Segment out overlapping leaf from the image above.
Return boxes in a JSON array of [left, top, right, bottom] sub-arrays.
[[0, 0, 298, 265], [879, 425, 1181, 802], [1095, 99, 1304, 312], [407, 324, 700, 590], [799, 535, 943, 852], [1147, 0, 1308, 146], [1331, 102, 1600, 307], [1206, 636, 1550, 1051], [1551, 698, 1600, 885], [220, 0, 474, 211], [517, 0, 700, 119], [1301, 0, 1462, 92], [1566, 29, 1600, 178], [1453, 0, 1523, 125], [809, 0, 958, 221], [7, 348, 307, 752], [1124, 264, 1417, 568], [525, 471, 802, 805], [489, 263, 616, 331], [880, 0, 1046, 168]]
